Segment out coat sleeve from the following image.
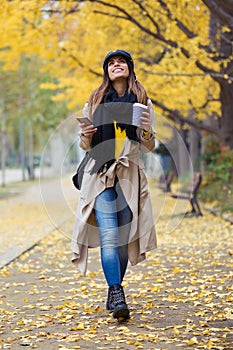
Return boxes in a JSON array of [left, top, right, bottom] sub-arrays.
[[79, 102, 93, 151], [138, 99, 156, 153]]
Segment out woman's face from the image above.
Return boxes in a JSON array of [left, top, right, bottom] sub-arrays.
[[107, 56, 129, 82]]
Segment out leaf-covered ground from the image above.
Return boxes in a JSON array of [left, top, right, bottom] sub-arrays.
[[0, 178, 233, 349], [0, 176, 77, 267]]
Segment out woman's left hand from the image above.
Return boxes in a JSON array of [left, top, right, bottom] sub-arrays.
[[140, 104, 151, 132]]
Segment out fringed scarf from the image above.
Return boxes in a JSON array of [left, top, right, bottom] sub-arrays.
[[89, 89, 139, 174]]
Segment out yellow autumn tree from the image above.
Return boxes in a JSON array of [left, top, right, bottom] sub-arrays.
[[0, 0, 232, 147]]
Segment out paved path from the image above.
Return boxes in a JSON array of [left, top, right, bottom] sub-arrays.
[[0, 174, 78, 268], [0, 178, 232, 349]]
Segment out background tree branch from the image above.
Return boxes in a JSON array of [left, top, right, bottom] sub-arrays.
[[201, 0, 233, 27], [152, 98, 221, 138]]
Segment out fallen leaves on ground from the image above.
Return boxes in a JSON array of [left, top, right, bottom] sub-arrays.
[[0, 185, 232, 349]]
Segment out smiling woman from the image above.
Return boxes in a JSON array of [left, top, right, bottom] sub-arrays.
[[72, 49, 156, 321], [107, 56, 130, 84]]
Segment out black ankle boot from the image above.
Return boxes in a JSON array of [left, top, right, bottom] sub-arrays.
[[106, 288, 115, 311], [109, 284, 130, 320]]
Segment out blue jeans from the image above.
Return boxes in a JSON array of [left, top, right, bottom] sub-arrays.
[[94, 182, 132, 287]]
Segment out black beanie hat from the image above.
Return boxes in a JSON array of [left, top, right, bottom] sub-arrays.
[[103, 49, 134, 72]]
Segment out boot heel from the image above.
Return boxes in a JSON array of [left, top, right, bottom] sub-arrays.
[[113, 304, 130, 320]]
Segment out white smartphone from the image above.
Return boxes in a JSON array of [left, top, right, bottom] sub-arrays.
[[76, 116, 93, 125]]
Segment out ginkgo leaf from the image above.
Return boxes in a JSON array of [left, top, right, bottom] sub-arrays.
[[187, 337, 199, 345]]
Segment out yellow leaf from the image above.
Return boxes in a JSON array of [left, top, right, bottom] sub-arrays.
[[134, 340, 143, 346], [173, 327, 180, 334], [36, 321, 46, 328], [187, 337, 199, 345], [226, 310, 233, 319], [76, 322, 85, 330]]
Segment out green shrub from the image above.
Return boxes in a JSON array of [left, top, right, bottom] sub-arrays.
[[203, 139, 233, 184], [207, 149, 233, 183], [200, 142, 233, 212]]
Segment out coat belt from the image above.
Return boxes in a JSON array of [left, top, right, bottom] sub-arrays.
[[100, 156, 130, 187]]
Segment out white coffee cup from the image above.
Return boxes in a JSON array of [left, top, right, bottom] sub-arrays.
[[132, 103, 148, 126]]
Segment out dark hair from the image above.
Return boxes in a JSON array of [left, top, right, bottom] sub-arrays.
[[88, 57, 148, 117]]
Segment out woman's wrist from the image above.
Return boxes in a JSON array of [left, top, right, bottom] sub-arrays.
[[142, 126, 152, 135], [143, 128, 151, 135], [141, 126, 155, 140]]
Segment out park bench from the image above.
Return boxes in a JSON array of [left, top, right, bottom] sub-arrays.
[[158, 171, 175, 192], [168, 172, 203, 217]]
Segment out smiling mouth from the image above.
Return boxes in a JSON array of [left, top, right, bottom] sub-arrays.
[[113, 68, 123, 73]]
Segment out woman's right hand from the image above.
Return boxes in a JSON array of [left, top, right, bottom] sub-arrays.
[[79, 122, 97, 137]]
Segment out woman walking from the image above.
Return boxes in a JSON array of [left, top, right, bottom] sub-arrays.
[[72, 50, 157, 321]]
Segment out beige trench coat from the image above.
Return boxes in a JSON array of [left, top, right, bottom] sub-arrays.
[[71, 99, 157, 275]]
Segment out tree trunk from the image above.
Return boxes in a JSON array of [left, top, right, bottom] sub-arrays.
[[190, 127, 200, 172], [203, 2, 233, 149], [171, 123, 192, 177], [220, 79, 233, 148], [177, 127, 191, 177], [28, 118, 35, 180], [219, 16, 233, 148], [0, 107, 6, 187], [19, 116, 26, 181]]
